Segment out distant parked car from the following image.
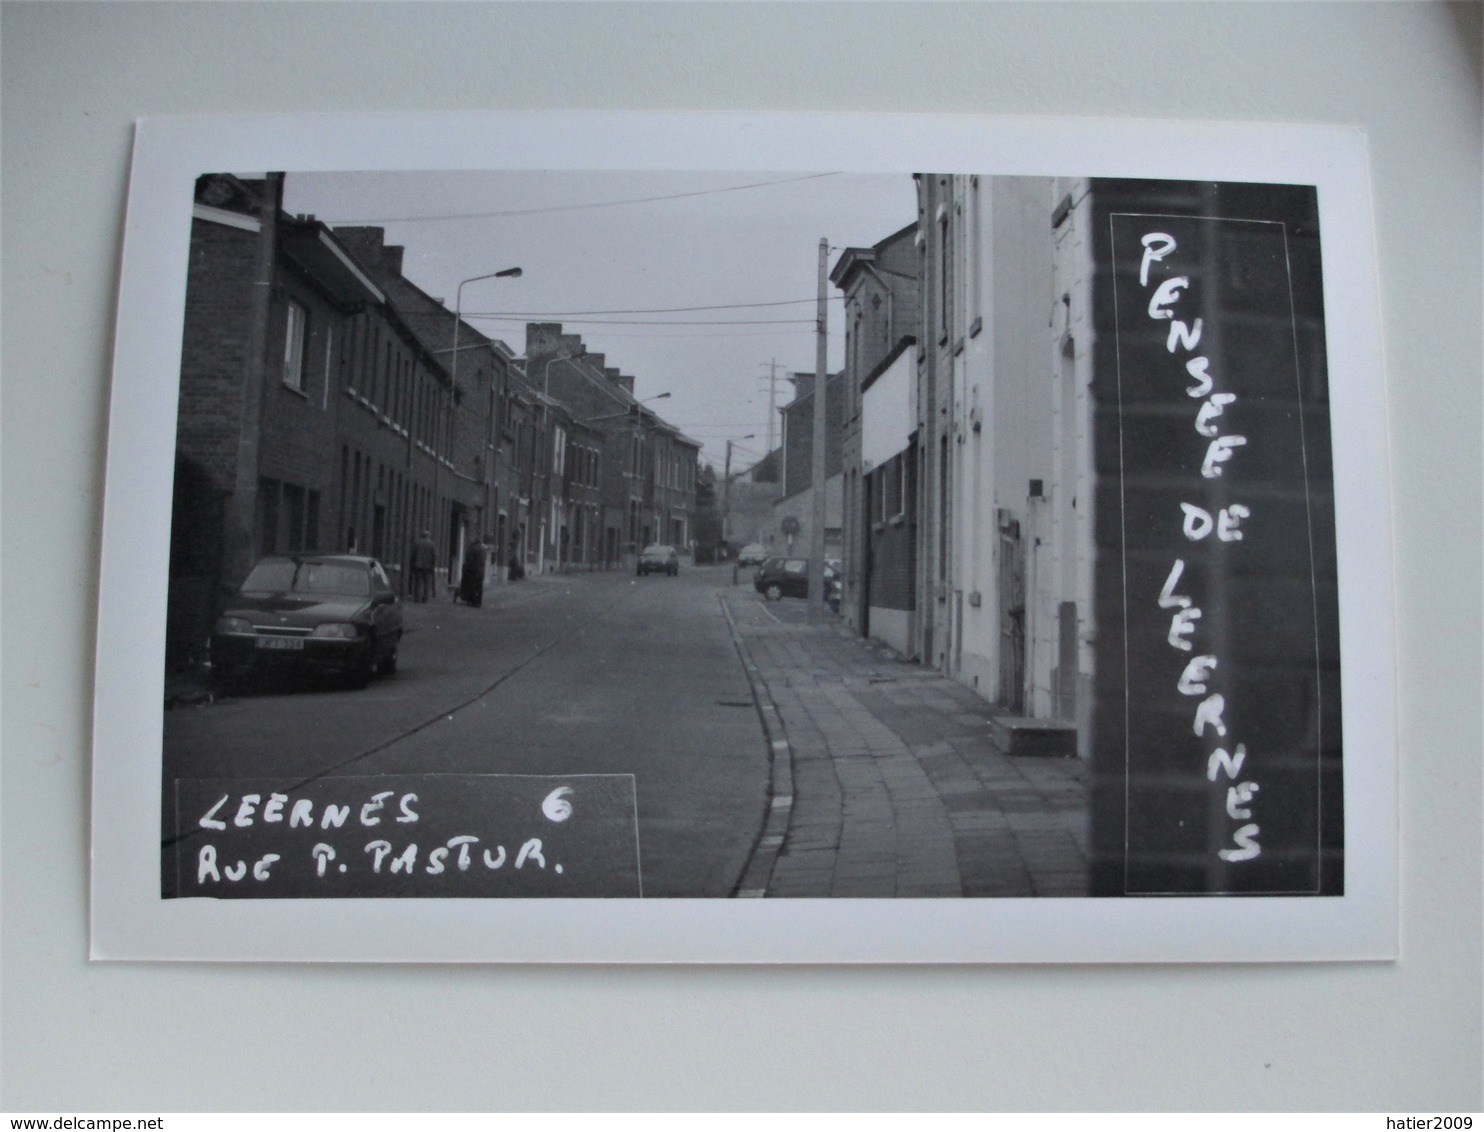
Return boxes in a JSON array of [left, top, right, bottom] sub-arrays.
[[210, 554, 403, 689], [753, 556, 841, 610], [637, 544, 680, 577], [737, 543, 769, 567]]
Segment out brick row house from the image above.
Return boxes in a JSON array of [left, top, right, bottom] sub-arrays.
[[825, 174, 1342, 894], [168, 175, 698, 670], [524, 322, 701, 569], [172, 174, 470, 666], [831, 223, 920, 649]]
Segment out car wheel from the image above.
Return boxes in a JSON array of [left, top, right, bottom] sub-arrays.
[[765, 583, 783, 601]]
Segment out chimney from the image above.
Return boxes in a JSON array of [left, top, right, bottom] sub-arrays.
[[525, 322, 561, 355], [525, 323, 586, 360], [382, 245, 404, 275]]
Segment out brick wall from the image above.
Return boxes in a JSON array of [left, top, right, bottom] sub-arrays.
[[781, 371, 845, 499], [176, 219, 259, 493]]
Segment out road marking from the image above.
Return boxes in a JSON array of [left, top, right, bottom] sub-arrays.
[[771, 795, 793, 809]]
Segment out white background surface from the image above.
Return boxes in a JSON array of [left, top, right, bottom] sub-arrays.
[[3, 0, 1479, 1110]]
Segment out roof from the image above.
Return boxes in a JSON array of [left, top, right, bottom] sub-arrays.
[[829, 221, 918, 290]]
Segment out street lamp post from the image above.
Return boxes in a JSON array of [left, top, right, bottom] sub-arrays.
[[436, 265, 520, 595]]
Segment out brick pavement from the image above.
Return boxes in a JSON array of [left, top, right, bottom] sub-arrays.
[[722, 589, 1091, 898]]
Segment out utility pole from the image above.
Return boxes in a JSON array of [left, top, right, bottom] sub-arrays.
[[809, 238, 828, 622], [723, 438, 734, 543], [724, 439, 735, 582], [761, 359, 779, 456]]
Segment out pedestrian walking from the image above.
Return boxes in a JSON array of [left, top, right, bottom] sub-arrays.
[[457, 533, 487, 607], [410, 529, 436, 602]]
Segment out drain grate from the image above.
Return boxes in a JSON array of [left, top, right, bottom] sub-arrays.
[[717, 699, 754, 708]]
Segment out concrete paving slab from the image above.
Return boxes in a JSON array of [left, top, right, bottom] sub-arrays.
[[721, 588, 1090, 900]]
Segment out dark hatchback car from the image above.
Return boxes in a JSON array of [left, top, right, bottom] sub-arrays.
[[753, 556, 841, 610], [637, 544, 680, 576], [211, 554, 403, 688]]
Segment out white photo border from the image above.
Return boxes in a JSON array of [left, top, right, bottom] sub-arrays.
[[92, 111, 1396, 963]]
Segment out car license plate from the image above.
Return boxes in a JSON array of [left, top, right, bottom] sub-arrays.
[[256, 636, 304, 651]]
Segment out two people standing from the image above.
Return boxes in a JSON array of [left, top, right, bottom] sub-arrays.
[[410, 527, 496, 606]]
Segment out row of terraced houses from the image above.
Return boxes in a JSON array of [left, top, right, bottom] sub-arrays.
[[169, 172, 699, 669]]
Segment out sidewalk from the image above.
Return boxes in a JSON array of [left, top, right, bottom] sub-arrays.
[[722, 589, 1091, 898]]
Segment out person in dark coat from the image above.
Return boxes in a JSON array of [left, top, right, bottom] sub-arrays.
[[410, 529, 436, 602], [457, 534, 486, 607]]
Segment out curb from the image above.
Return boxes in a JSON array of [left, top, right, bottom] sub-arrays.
[[719, 591, 795, 898]]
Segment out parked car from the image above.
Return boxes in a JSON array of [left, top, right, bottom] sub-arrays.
[[736, 543, 769, 567], [210, 554, 403, 689], [753, 556, 841, 610], [636, 544, 680, 577]]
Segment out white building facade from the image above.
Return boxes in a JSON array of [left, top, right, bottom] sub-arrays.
[[913, 174, 1096, 753]]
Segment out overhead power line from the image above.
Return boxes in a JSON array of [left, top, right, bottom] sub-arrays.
[[464, 297, 843, 317], [325, 172, 841, 225], [463, 315, 815, 327], [526, 327, 826, 341]]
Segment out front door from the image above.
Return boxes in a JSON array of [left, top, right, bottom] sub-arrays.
[[998, 517, 1026, 713]]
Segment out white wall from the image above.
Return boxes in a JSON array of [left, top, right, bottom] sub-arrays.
[[3, 1, 1478, 1112], [954, 176, 1058, 711], [861, 350, 913, 471]]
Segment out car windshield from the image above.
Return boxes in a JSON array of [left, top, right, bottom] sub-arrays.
[[642, 545, 672, 556], [242, 559, 370, 597]]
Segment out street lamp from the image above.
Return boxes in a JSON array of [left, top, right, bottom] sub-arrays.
[[581, 392, 670, 424], [435, 265, 521, 595]]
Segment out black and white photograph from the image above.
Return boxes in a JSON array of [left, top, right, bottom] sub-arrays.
[[160, 167, 1343, 904], [89, 111, 1396, 963], [12, 3, 1477, 1115]]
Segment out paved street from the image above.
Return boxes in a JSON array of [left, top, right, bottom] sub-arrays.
[[163, 567, 769, 898], [164, 564, 1090, 898]]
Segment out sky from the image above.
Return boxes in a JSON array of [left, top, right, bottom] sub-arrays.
[[281, 170, 918, 472]]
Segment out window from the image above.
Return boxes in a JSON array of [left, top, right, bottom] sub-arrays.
[[968, 176, 983, 336], [282, 300, 308, 391], [939, 202, 951, 344]]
